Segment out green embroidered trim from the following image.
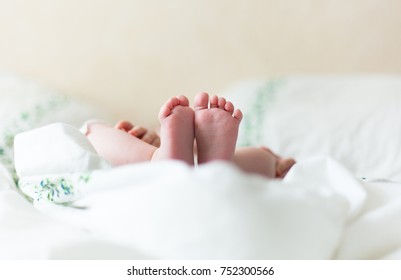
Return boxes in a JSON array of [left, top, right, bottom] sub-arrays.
[[0, 95, 68, 185], [19, 172, 92, 204], [38, 177, 75, 202], [239, 78, 284, 147]]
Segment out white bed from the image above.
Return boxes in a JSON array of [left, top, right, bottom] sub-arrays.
[[1, 73, 401, 259]]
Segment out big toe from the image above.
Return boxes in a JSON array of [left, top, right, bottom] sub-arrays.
[[177, 95, 190, 107], [194, 92, 209, 111], [159, 98, 176, 119]]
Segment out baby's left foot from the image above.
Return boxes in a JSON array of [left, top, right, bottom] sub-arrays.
[[152, 95, 195, 165]]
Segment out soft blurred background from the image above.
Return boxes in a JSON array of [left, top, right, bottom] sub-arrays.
[[0, 0, 400, 126]]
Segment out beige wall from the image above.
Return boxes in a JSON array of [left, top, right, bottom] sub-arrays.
[[1, 0, 400, 125]]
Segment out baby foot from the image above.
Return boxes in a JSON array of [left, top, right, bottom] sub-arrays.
[[152, 95, 195, 165], [276, 158, 296, 178], [194, 92, 243, 164], [115, 120, 160, 147], [260, 146, 296, 178]]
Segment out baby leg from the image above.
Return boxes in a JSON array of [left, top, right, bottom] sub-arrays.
[[86, 122, 158, 166]]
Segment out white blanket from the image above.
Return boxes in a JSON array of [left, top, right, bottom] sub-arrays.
[[11, 157, 401, 260]]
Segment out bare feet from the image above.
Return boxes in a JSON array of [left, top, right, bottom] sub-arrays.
[[115, 120, 160, 147], [194, 92, 243, 164], [152, 95, 195, 165], [260, 146, 296, 178]]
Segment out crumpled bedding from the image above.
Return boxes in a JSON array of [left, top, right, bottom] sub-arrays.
[[8, 156, 401, 259]]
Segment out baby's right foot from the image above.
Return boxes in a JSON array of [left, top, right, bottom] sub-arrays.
[[260, 146, 296, 178], [194, 92, 243, 164], [152, 95, 195, 165]]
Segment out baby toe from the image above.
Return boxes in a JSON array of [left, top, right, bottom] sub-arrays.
[[115, 120, 133, 132], [177, 95, 190, 107], [194, 92, 209, 111], [233, 109, 243, 121], [218, 97, 226, 109], [210, 95, 219, 108], [224, 101, 234, 114]]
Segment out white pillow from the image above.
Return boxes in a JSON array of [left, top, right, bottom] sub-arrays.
[[14, 123, 110, 178], [0, 73, 110, 183], [224, 75, 401, 181], [15, 123, 111, 203]]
